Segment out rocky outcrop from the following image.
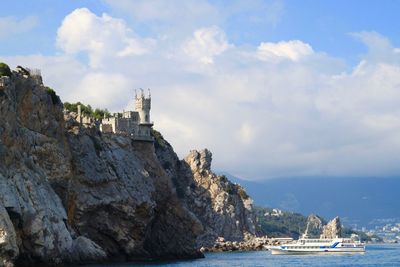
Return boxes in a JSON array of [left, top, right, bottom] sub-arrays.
[[321, 216, 342, 238], [154, 134, 259, 249], [202, 236, 269, 252], [304, 214, 325, 238], [0, 69, 202, 266]]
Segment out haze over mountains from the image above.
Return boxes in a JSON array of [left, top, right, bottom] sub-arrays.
[[223, 173, 400, 228]]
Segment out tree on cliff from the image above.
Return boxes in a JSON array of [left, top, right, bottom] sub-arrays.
[[64, 101, 111, 120], [0, 62, 12, 77]]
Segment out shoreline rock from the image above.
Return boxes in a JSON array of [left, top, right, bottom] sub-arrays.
[[0, 68, 202, 266]]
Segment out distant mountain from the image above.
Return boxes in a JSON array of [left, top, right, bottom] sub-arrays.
[[220, 173, 400, 228]]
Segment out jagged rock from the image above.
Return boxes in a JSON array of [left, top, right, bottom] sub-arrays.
[[321, 216, 342, 238], [304, 214, 325, 237], [0, 69, 202, 266], [154, 134, 258, 249], [204, 235, 270, 252], [0, 205, 19, 267], [71, 236, 107, 262], [184, 149, 212, 175]]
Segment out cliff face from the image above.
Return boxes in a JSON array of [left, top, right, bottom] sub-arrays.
[[321, 216, 342, 238], [154, 135, 258, 247], [304, 214, 325, 238], [0, 71, 202, 266]]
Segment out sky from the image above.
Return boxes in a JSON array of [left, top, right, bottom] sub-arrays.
[[1, 0, 400, 180]]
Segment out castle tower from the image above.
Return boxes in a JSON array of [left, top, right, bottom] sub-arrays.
[[135, 89, 153, 125]]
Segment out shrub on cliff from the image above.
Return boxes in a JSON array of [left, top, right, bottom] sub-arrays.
[[64, 102, 110, 119], [0, 62, 12, 77], [46, 87, 61, 105], [151, 129, 167, 150]]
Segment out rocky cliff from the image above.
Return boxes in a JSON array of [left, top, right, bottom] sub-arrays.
[[0, 69, 202, 266], [0, 66, 259, 266], [153, 134, 259, 248]]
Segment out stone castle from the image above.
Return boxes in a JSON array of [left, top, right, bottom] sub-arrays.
[[98, 89, 154, 141], [1, 65, 154, 142]]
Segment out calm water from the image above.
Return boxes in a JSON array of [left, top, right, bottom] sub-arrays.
[[84, 244, 400, 267]]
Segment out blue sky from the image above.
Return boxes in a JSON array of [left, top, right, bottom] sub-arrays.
[[2, 0, 399, 63], [1, 1, 400, 180]]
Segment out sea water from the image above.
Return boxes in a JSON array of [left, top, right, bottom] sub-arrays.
[[83, 244, 400, 267]]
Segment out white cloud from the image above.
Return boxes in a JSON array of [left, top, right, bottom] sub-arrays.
[[257, 40, 314, 62], [0, 16, 38, 40], [73, 73, 131, 110], [103, 0, 285, 40], [183, 26, 232, 64], [350, 31, 400, 63], [4, 9, 400, 181], [56, 8, 152, 68], [103, 0, 218, 23]]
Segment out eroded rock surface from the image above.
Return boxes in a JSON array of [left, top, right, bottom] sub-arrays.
[[321, 216, 342, 238], [154, 135, 259, 249], [0, 71, 201, 266]]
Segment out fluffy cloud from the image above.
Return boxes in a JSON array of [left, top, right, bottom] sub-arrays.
[[257, 40, 314, 61], [3, 7, 400, 181], [56, 8, 152, 68], [0, 16, 38, 40], [183, 26, 232, 64]]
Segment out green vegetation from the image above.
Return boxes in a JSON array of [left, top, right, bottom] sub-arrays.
[[0, 63, 12, 77], [342, 227, 383, 243], [225, 182, 236, 195], [219, 177, 249, 200], [46, 87, 61, 105], [64, 102, 110, 120], [255, 206, 307, 238], [151, 129, 167, 150], [255, 206, 383, 241], [219, 175, 228, 183]]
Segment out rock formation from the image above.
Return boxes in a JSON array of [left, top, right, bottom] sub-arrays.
[[321, 216, 342, 238], [153, 134, 260, 249], [0, 68, 202, 266], [304, 214, 325, 238]]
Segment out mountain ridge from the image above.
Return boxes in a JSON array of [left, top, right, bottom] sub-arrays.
[[221, 172, 400, 227]]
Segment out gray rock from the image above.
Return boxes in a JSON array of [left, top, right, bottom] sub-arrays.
[[154, 133, 258, 249], [321, 216, 342, 238], [0, 69, 202, 266]]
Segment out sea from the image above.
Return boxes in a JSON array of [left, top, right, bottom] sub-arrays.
[[82, 244, 400, 267]]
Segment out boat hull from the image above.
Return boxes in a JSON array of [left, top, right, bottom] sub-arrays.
[[270, 247, 365, 255]]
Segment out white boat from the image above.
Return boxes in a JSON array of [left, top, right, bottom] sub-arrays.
[[269, 235, 365, 255]]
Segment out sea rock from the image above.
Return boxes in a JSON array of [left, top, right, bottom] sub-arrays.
[[321, 216, 342, 238], [203, 235, 270, 252], [304, 214, 325, 237]]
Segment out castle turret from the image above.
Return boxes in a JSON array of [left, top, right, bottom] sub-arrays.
[[135, 89, 153, 125]]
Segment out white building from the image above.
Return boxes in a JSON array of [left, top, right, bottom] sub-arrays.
[[100, 89, 154, 141]]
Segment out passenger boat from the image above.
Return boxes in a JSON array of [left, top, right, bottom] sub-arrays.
[[269, 234, 365, 255]]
